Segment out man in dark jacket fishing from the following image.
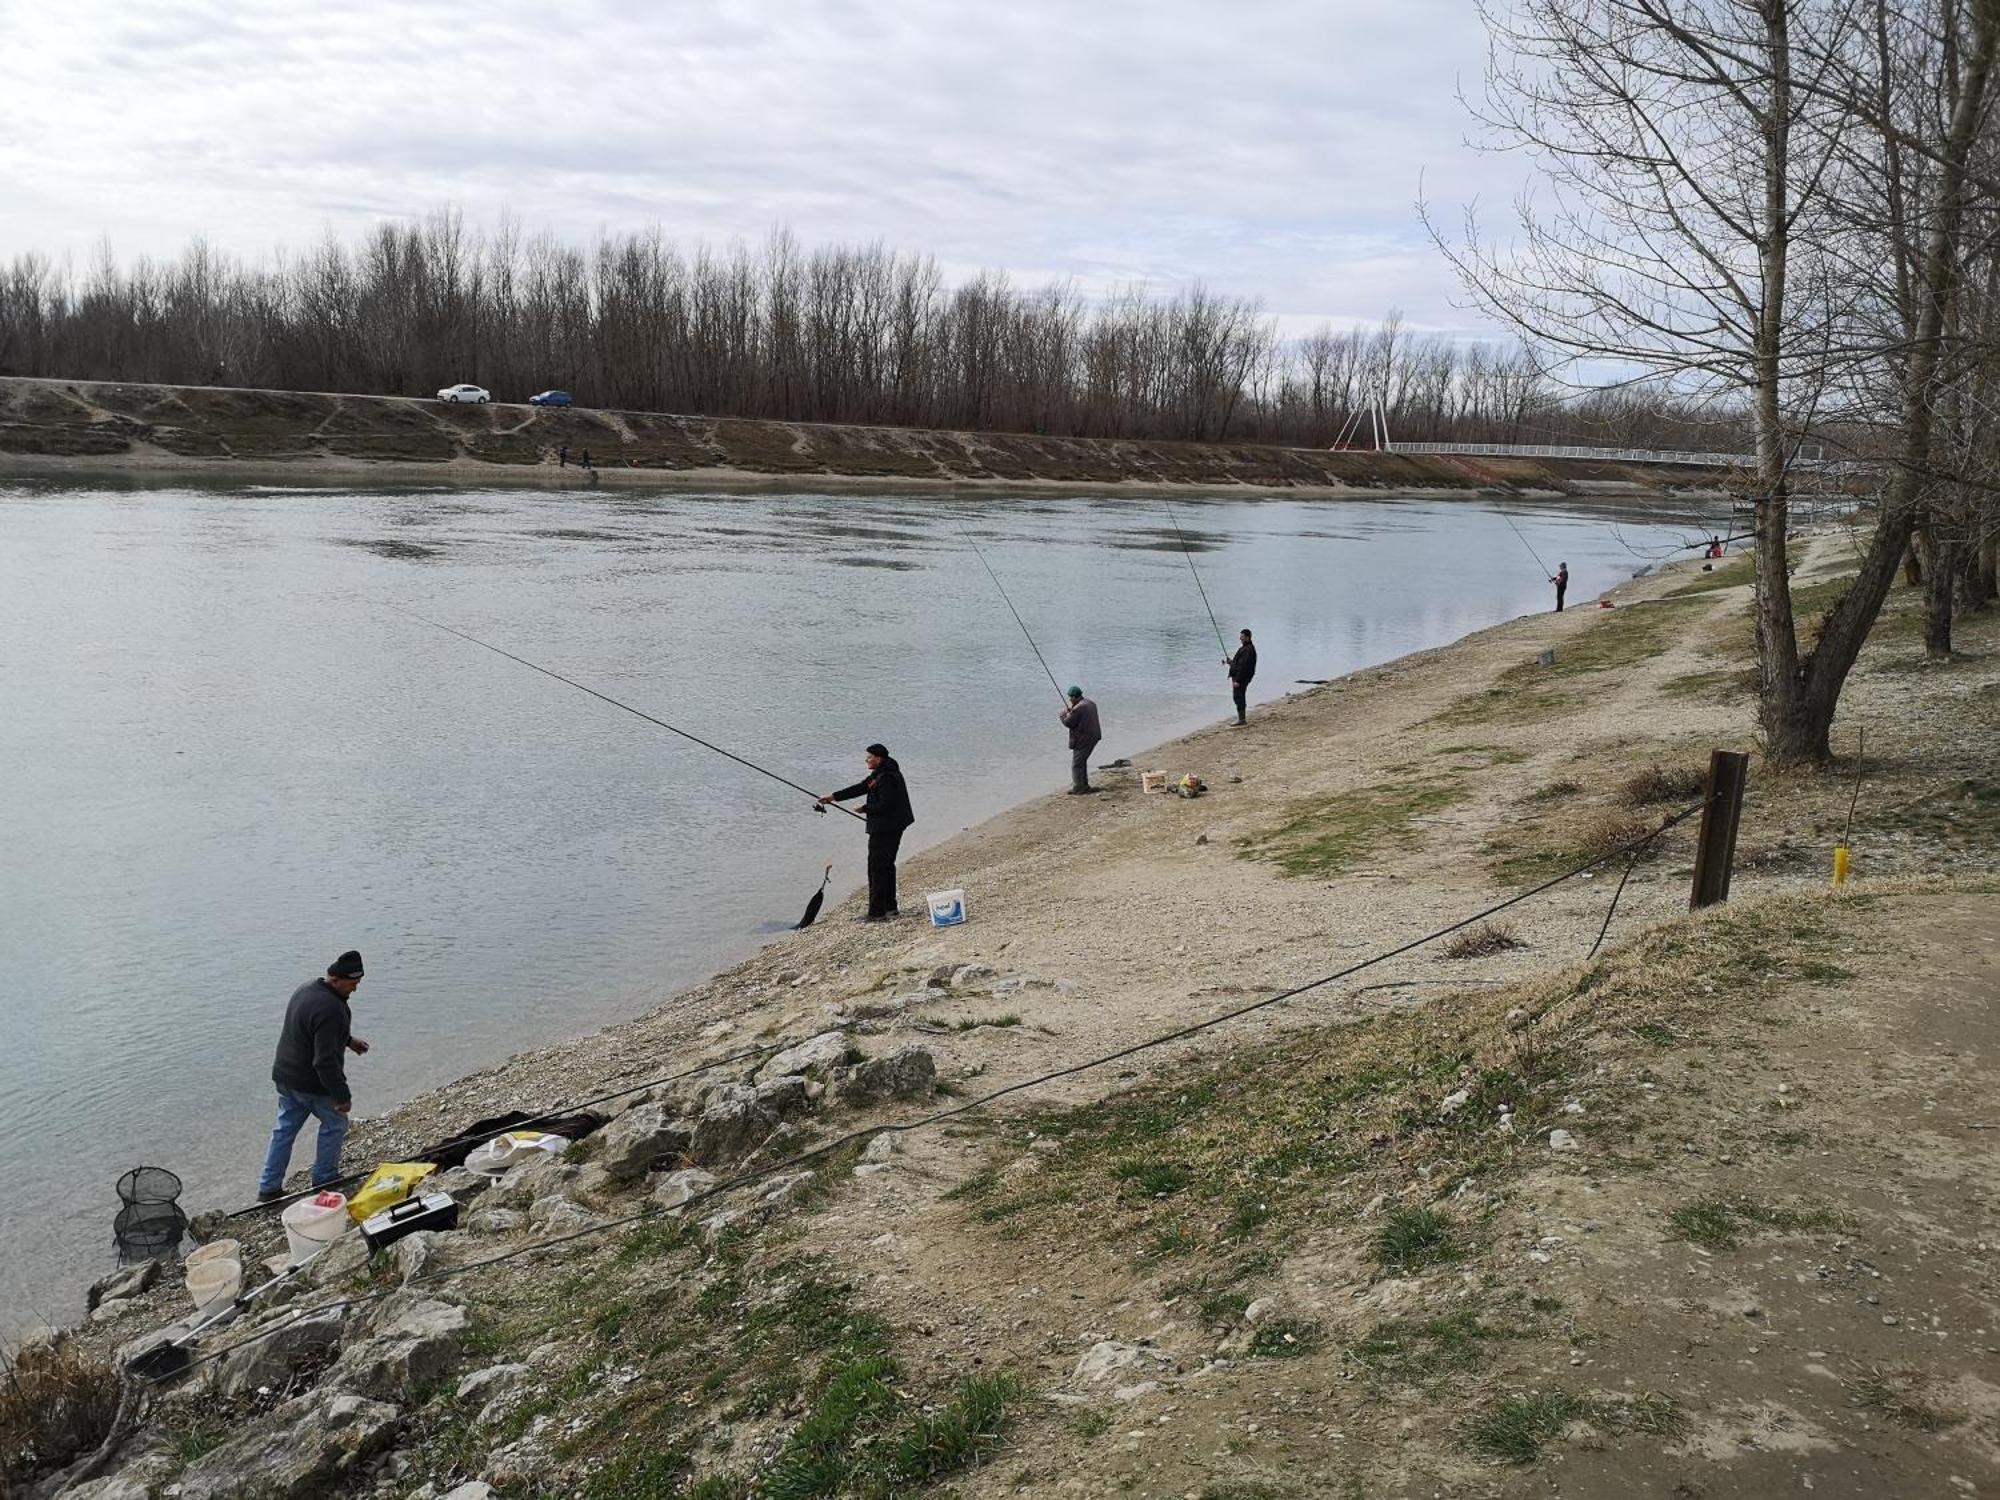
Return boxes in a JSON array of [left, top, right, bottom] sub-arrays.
[[819, 744, 915, 922], [1552, 562, 1569, 612], [1226, 628, 1257, 726], [1060, 687, 1102, 794], [258, 950, 372, 1201]]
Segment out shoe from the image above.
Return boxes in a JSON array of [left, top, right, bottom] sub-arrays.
[[886, 907, 901, 918], [257, 1188, 286, 1204], [859, 913, 890, 923]]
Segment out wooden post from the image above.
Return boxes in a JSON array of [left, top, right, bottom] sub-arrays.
[[1689, 749, 1749, 909]]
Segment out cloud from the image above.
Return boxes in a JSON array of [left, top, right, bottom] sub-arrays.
[[0, 0, 1519, 334]]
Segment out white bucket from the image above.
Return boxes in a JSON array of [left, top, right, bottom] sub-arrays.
[[185, 1239, 243, 1313], [926, 889, 967, 927], [281, 1191, 350, 1266]]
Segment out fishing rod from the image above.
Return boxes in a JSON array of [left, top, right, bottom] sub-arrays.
[[1163, 502, 1229, 657], [954, 521, 1068, 704], [392, 606, 863, 821]]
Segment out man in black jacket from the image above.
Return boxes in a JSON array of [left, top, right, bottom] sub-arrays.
[[1226, 628, 1257, 725], [1059, 687, 1102, 793], [257, 950, 372, 1201], [818, 744, 916, 922]]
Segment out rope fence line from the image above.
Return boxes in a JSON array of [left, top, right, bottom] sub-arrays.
[[148, 800, 1703, 1386]]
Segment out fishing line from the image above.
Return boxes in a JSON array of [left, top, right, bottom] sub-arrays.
[[391, 606, 861, 821], [952, 520, 1067, 704], [1163, 502, 1229, 657], [1494, 505, 1556, 582]]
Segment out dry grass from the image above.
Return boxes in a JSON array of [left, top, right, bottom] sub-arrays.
[[1, 1343, 122, 1492], [1619, 765, 1708, 807], [1488, 807, 1668, 885], [1441, 922, 1526, 960]]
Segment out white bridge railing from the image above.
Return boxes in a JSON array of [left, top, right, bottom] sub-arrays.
[[1386, 441, 1768, 468]]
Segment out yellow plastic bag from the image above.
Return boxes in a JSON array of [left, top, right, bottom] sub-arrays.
[[347, 1162, 438, 1223]]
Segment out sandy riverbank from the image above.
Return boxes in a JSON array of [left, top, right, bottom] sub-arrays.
[[33, 523, 2000, 1499], [0, 375, 1731, 500]]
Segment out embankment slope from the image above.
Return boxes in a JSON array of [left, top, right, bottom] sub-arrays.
[[0, 376, 1724, 495]]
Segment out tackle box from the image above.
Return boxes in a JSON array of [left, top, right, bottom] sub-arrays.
[[360, 1190, 459, 1252]]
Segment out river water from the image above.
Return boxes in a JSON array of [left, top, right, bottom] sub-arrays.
[[0, 480, 1714, 1328]]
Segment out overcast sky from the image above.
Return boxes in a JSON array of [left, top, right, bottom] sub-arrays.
[[0, 0, 1517, 336]]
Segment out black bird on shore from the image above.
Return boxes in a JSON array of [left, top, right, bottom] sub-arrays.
[[797, 864, 833, 929]]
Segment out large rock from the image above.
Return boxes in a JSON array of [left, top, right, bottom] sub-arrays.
[[759, 1031, 850, 1080], [88, 1258, 159, 1312], [430, 1166, 492, 1204], [527, 1193, 603, 1232], [176, 1390, 401, 1500], [324, 1292, 468, 1400], [592, 1104, 694, 1186], [653, 1169, 718, 1212], [306, 1233, 370, 1287], [753, 1074, 817, 1120], [689, 1095, 777, 1166], [1071, 1340, 1175, 1387], [465, 1207, 525, 1235], [53, 1470, 156, 1500], [836, 1047, 937, 1104], [209, 1304, 347, 1396], [488, 1154, 579, 1208]]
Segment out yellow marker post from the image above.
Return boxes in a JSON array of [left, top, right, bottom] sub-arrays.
[[1831, 845, 1851, 888]]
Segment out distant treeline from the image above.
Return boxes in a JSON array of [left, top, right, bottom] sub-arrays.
[[0, 215, 1736, 450]]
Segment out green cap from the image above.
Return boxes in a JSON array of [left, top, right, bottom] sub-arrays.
[[1067, 685, 1083, 698]]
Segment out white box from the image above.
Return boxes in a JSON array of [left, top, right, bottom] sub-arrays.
[[926, 889, 968, 927]]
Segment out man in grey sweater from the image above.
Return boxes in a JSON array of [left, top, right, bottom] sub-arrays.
[[1059, 686, 1102, 794], [257, 950, 372, 1201]]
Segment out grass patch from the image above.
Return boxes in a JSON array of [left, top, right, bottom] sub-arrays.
[[1488, 807, 1666, 885], [940, 1168, 1000, 1202], [1071, 1407, 1113, 1441], [1113, 1159, 1195, 1199], [1849, 1366, 1959, 1431], [1438, 598, 1703, 728], [1466, 1390, 1685, 1464], [1441, 921, 1525, 960], [1239, 776, 1470, 877], [951, 1014, 1022, 1031], [1247, 1319, 1322, 1358], [1667, 1196, 1838, 1251], [1620, 764, 1707, 807], [1349, 1308, 1514, 1386], [1670, 553, 1754, 595], [1377, 1207, 1461, 1274], [1528, 778, 1583, 803]]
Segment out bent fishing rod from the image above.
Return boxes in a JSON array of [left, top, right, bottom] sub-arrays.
[[1163, 502, 1228, 657], [391, 606, 863, 820], [1495, 505, 1556, 581], [954, 521, 1068, 704]]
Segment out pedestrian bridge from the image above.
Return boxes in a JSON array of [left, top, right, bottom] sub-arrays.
[[1388, 441, 1763, 469]]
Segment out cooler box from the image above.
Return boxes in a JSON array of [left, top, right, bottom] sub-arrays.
[[360, 1191, 460, 1253], [926, 889, 967, 927]]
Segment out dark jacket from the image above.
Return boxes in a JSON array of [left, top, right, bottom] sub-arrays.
[[272, 978, 353, 1105], [833, 757, 915, 837], [1059, 697, 1102, 751], [1228, 643, 1258, 685]]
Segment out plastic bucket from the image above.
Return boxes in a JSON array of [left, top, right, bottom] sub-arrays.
[[281, 1191, 350, 1266], [926, 889, 967, 927], [185, 1240, 243, 1312]]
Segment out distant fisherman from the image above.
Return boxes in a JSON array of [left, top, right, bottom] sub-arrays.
[[818, 743, 915, 922], [258, 950, 371, 1202], [1226, 628, 1257, 726], [1060, 687, 1102, 794], [1551, 562, 1569, 613]]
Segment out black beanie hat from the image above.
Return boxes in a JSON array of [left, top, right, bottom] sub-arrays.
[[865, 743, 888, 757], [328, 950, 364, 979]]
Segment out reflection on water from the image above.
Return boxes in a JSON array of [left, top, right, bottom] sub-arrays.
[[0, 481, 1715, 1327]]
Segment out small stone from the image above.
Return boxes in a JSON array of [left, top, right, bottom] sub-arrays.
[[1243, 1298, 1275, 1325], [653, 1168, 718, 1212], [951, 964, 999, 987], [862, 1134, 901, 1164], [1505, 1008, 1531, 1031], [1883, 1315, 1900, 1327], [1195, 834, 1209, 846], [88, 1258, 160, 1311], [465, 1208, 524, 1235], [1548, 1129, 1579, 1152], [441, 1485, 497, 1500], [1439, 1089, 1470, 1116]]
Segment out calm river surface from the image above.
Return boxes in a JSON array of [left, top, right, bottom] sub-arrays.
[[0, 480, 1716, 1327]]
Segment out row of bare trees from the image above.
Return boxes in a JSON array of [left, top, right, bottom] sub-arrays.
[[0, 221, 1658, 450], [1436, 0, 2000, 764]]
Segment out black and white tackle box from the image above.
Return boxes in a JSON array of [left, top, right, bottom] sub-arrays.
[[361, 1191, 460, 1253]]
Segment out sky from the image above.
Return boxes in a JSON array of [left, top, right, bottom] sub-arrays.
[[0, 0, 1520, 337]]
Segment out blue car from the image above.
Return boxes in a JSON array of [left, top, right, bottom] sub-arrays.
[[528, 390, 575, 407]]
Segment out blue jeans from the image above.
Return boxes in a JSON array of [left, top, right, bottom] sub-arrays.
[[258, 1085, 349, 1194]]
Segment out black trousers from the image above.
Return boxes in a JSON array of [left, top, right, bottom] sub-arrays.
[[1231, 681, 1248, 722], [866, 830, 903, 916], [1554, 585, 1566, 612], [1071, 742, 1098, 792]]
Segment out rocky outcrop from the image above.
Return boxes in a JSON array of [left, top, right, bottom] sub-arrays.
[[323, 1292, 469, 1401], [176, 1391, 401, 1500], [758, 1031, 850, 1080], [592, 1103, 694, 1185], [209, 1305, 347, 1396], [835, 1047, 937, 1104]]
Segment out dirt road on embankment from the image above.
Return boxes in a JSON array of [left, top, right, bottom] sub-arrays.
[[0, 375, 1727, 497]]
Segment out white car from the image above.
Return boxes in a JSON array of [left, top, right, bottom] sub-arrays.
[[437, 383, 490, 404]]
